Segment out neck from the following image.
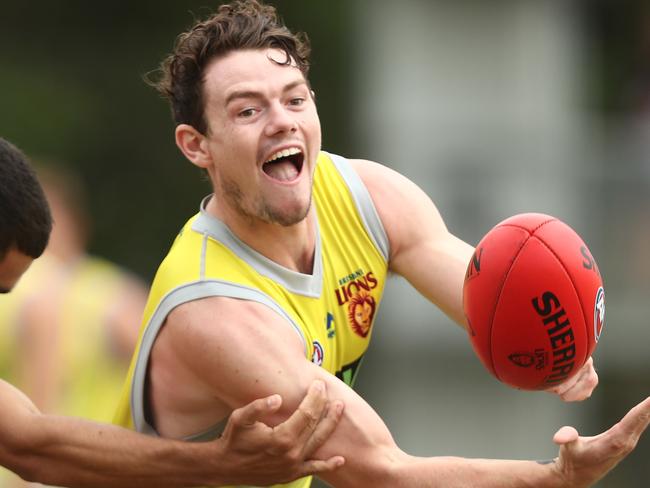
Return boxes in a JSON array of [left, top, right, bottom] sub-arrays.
[[205, 197, 316, 274]]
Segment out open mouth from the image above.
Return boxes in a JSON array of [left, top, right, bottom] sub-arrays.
[[262, 147, 304, 182]]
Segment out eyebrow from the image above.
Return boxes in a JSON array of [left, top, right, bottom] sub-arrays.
[[225, 79, 308, 106]]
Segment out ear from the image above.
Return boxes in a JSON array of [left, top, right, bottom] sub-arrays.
[[175, 124, 212, 169]]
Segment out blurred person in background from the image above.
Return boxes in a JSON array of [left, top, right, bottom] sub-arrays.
[[114, 1, 650, 487], [0, 165, 147, 486], [0, 165, 146, 423], [0, 136, 345, 487]]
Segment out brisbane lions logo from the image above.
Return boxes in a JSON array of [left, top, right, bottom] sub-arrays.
[[347, 290, 376, 338]]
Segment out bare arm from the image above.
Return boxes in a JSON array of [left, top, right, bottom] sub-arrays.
[[0, 378, 343, 487], [351, 158, 598, 401], [153, 298, 649, 487], [350, 159, 473, 328]]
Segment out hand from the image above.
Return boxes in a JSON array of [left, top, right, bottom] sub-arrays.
[[551, 396, 650, 487], [214, 380, 345, 486], [546, 357, 598, 402]]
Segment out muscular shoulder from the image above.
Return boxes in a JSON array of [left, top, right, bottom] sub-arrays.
[[169, 296, 302, 354], [160, 297, 307, 397], [148, 296, 310, 437], [348, 159, 448, 264]]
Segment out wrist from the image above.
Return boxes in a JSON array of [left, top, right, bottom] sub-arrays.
[[537, 458, 567, 488], [200, 440, 228, 486]]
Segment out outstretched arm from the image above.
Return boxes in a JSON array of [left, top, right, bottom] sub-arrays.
[[152, 297, 650, 487], [390, 395, 650, 487], [352, 158, 598, 401], [0, 378, 343, 487]]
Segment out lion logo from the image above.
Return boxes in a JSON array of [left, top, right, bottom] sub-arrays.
[[347, 291, 376, 338]]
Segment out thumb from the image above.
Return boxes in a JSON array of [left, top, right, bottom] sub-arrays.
[[553, 425, 579, 445]]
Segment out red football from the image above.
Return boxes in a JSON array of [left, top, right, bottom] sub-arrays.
[[463, 213, 605, 390]]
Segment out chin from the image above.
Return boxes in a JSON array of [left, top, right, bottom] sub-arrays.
[[272, 208, 310, 227], [257, 187, 311, 226], [264, 199, 311, 227]]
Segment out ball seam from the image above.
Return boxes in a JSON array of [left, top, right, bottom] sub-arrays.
[[487, 231, 531, 381]]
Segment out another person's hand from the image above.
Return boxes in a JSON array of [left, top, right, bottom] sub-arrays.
[[551, 396, 650, 487], [546, 357, 599, 402], [215, 380, 345, 486]]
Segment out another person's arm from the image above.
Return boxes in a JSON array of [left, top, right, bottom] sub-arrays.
[[0, 378, 343, 487]]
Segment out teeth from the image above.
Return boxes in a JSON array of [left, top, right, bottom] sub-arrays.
[[265, 147, 301, 163]]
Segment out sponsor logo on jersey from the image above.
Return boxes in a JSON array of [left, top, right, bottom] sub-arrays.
[[325, 312, 336, 339], [335, 268, 378, 338], [593, 286, 605, 342], [311, 341, 324, 366]]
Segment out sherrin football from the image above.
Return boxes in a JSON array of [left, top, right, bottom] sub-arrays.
[[463, 213, 605, 390]]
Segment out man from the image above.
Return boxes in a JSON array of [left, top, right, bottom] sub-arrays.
[[0, 136, 344, 487], [115, 1, 650, 486]]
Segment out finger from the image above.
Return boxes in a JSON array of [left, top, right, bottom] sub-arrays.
[[547, 359, 598, 402], [548, 358, 590, 395], [230, 394, 283, 428], [296, 455, 346, 477], [553, 426, 579, 445], [301, 400, 345, 456], [546, 373, 580, 397], [616, 396, 650, 439], [562, 366, 598, 402], [276, 380, 328, 442]]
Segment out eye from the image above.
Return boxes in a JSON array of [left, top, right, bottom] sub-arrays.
[[238, 108, 257, 118], [289, 97, 305, 107]]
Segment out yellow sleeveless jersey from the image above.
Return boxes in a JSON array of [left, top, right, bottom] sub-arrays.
[[114, 152, 389, 488]]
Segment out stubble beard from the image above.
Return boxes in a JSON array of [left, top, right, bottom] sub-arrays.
[[220, 177, 312, 227]]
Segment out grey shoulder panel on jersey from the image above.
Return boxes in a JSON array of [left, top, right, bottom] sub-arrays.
[[130, 279, 308, 437], [325, 152, 390, 262], [192, 200, 324, 297]]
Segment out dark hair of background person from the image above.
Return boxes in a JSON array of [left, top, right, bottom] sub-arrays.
[[0, 138, 52, 259]]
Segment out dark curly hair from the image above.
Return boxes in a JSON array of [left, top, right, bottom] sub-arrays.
[[151, 0, 311, 135], [0, 138, 52, 259]]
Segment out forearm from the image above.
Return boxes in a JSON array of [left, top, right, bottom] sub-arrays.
[[1, 413, 223, 488], [391, 456, 563, 488], [319, 446, 562, 488], [306, 373, 564, 488]]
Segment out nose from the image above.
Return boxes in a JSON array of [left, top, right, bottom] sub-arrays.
[[264, 101, 297, 136]]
